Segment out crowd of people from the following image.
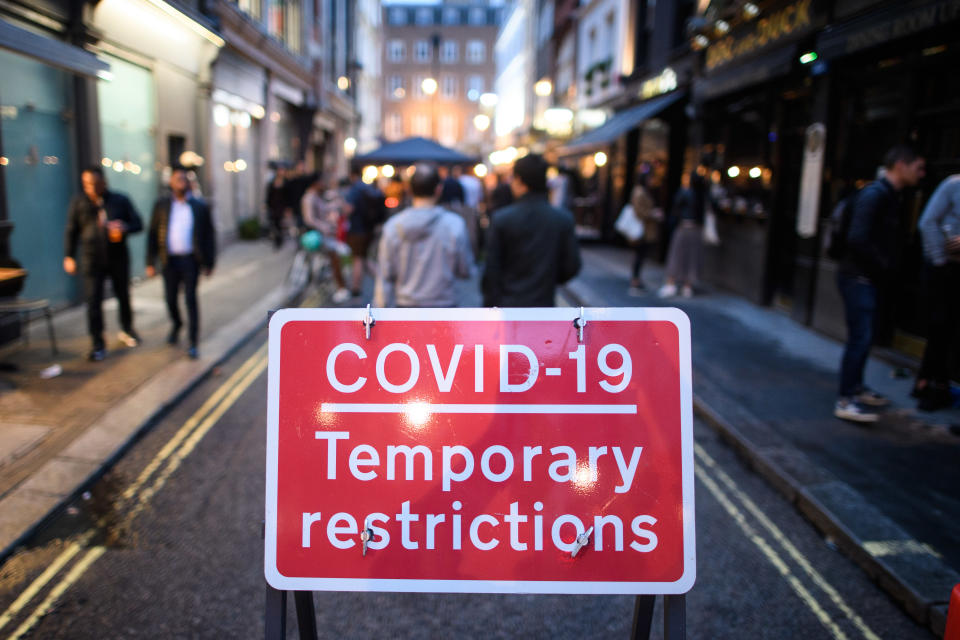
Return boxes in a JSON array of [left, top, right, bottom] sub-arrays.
[[60, 146, 957, 423]]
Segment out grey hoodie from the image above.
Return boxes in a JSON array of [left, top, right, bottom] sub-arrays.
[[374, 205, 474, 307]]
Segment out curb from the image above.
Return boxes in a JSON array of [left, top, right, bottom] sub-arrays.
[[559, 282, 958, 637], [0, 279, 306, 562]]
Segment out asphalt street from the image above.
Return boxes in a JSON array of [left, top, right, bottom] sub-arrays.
[[0, 317, 932, 638]]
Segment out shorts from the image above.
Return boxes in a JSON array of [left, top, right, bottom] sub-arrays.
[[346, 232, 371, 259]]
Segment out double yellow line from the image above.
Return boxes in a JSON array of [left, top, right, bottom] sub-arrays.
[[694, 443, 881, 640], [0, 343, 268, 640]]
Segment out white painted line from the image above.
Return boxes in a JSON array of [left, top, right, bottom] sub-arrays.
[[545, 368, 562, 376], [319, 403, 638, 414]]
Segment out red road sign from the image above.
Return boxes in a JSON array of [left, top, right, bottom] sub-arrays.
[[265, 308, 694, 594]]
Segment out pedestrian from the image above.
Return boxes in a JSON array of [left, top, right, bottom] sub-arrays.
[[301, 175, 350, 303], [834, 145, 926, 423], [488, 172, 514, 215], [265, 165, 288, 249], [482, 154, 582, 307], [146, 166, 217, 360], [63, 166, 144, 361], [373, 164, 473, 308], [627, 171, 663, 295], [658, 170, 708, 299], [438, 166, 465, 206], [913, 173, 960, 411], [344, 167, 380, 298]]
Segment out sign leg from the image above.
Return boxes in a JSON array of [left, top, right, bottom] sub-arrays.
[[664, 594, 686, 640], [294, 591, 319, 640], [631, 595, 656, 640], [264, 583, 286, 640]]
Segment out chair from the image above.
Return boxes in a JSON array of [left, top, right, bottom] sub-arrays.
[[0, 298, 57, 355]]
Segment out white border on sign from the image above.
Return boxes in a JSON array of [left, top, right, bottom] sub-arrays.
[[265, 307, 695, 595]]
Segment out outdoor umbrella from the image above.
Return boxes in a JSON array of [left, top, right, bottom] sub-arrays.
[[354, 137, 478, 166]]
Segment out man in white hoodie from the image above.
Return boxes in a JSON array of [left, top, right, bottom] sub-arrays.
[[374, 164, 474, 308]]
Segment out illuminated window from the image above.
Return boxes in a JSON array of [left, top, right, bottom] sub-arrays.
[[440, 41, 458, 63], [441, 75, 457, 99], [466, 40, 485, 64], [388, 75, 405, 99], [467, 75, 484, 101], [415, 40, 431, 62], [413, 113, 431, 137], [388, 40, 406, 62]]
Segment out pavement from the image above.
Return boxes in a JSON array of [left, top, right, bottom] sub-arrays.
[[0, 238, 303, 562], [561, 244, 960, 637]]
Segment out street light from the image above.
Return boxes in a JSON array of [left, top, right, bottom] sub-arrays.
[[421, 77, 438, 96], [473, 114, 490, 132], [534, 79, 553, 97]]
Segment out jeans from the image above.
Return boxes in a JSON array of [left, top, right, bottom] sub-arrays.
[[917, 263, 960, 386], [838, 274, 877, 398]]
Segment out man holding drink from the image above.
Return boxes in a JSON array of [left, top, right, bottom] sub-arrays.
[[64, 166, 144, 361]]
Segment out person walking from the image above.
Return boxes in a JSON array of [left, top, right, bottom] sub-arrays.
[[374, 164, 473, 308], [344, 167, 381, 298], [146, 166, 216, 360], [658, 171, 707, 299], [64, 166, 144, 361], [913, 174, 960, 411], [627, 171, 663, 295], [834, 145, 926, 423], [482, 154, 581, 307], [265, 165, 288, 249]]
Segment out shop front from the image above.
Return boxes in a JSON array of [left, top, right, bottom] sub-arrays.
[[692, 0, 827, 306], [210, 50, 266, 238], [809, 0, 960, 367], [0, 17, 108, 307]]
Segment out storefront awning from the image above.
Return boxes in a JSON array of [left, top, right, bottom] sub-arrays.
[[559, 91, 685, 155], [0, 19, 110, 78]]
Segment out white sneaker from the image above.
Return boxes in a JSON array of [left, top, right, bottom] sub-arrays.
[[117, 330, 140, 348], [681, 285, 694, 298], [331, 288, 351, 304], [657, 284, 677, 298], [834, 398, 878, 423], [855, 388, 889, 407]]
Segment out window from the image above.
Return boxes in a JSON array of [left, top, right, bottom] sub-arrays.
[[413, 74, 427, 99], [466, 40, 485, 64], [413, 113, 431, 137], [238, 0, 262, 20], [441, 75, 457, 99], [442, 8, 460, 25], [388, 75, 405, 100], [388, 40, 406, 62], [388, 113, 404, 139], [415, 40, 431, 63], [440, 41, 458, 63], [469, 7, 486, 25], [415, 7, 433, 25], [439, 114, 458, 146], [388, 8, 406, 25], [467, 75, 484, 101]]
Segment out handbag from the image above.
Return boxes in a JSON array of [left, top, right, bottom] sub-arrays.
[[702, 210, 720, 246], [615, 203, 645, 242]]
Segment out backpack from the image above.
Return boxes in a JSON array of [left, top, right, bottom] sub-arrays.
[[825, 189, 860, 260], [363, 188, 387, 227]]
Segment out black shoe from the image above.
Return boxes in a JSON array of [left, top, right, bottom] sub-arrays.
[[917, 387, 953, 412], [88, 348, 106, 362], [167, 326, 181, 345], [187, 346, 199, 360]]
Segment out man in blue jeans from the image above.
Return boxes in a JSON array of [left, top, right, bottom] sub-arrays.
[[835, 146, 925, 423]]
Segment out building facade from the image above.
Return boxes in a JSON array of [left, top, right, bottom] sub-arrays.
[[381, 2, 499, 155]]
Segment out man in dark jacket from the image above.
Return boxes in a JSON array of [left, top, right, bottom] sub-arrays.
[[146, 167, 216, 359], [482, 154, 581, 307], [835, 145, 925, 423], [64, 166, 144, 361]]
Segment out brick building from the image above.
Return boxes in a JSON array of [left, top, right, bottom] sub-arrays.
[[380, 1, 501, 155]]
